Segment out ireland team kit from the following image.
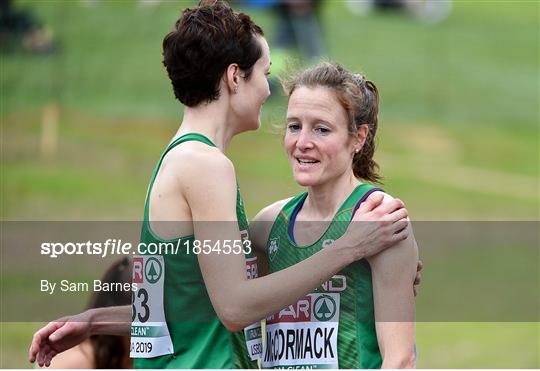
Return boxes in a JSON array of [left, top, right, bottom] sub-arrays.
[[129, 133, 259, 368], [262, 184, 383, 369], [128, 133, 381, 368]]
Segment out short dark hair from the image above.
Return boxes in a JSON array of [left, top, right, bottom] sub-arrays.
[[162, 0, 264, 107], [283, 62, 382, 183]]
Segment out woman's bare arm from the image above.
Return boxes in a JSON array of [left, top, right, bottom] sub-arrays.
[[29, 156, 409, 365], [189, 153, 409, 331], [29, 306, 131, 367], [367, 195, 418, 368]]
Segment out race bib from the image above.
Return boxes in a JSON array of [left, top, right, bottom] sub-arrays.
[[262, 293, 340, 369], [130, 255, 174, 358], [244, 321, 263, 360], [243, 256, 263, 361]]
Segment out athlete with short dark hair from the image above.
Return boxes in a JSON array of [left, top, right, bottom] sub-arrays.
[[28, 2, 416, 369]]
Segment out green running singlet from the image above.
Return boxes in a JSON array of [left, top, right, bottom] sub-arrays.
[[263, 184, 383, 369], [131, 133, 258, 369]]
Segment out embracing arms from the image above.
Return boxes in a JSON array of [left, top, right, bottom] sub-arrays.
[[190, 154, 409, 331], [29, 306, 131, 367], [29, 151, 410, 366]]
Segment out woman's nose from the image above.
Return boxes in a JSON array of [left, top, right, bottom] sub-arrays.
[[295, 129, 313, 150]]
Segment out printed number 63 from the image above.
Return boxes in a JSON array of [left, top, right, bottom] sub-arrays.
[[132, 288, 150, 323]]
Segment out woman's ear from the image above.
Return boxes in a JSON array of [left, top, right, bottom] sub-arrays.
[[224, 63, 240, 95], [354, 124, 369, 153]]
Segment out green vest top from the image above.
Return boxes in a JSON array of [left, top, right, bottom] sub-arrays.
[[264, 184, 383, 369], [133, 133, 257, 369]]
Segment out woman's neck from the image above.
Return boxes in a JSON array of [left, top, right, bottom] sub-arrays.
[[301, 173, 361, 220], [175, 99, 238, 152]]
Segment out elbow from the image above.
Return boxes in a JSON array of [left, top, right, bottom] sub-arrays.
[[210, 286, 254, 332], [382, 352, 416, 369], [216, 306, 249, 333], [220, 318, 244, 333]]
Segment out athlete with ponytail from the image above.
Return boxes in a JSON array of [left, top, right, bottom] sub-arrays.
[[29, 2, 419, 369], [251, 63, 418, 368]]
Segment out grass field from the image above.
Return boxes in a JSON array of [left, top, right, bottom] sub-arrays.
[[1, 0, 539, 368]]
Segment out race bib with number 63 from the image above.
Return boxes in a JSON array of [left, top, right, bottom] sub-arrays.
[[130, 255, 174, 358]]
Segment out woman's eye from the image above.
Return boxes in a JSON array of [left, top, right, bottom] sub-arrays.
[[287, 123, 300, 132], [315, 127, 330, 134]]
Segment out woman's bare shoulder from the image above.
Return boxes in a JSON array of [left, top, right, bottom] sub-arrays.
[[253, 197, 294, 223], [163, 141, 233, 175], [250, 198, 294, 252]]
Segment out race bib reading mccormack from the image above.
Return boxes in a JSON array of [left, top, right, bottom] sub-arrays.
[[130, 255, 174, 358], [262, 293, 340, 369]]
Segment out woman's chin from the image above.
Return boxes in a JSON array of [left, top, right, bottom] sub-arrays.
[[254, 117, 262, 130], [248, 116, 262, 131], [238, 119, 260, 133], [293, 174, 316, 187]]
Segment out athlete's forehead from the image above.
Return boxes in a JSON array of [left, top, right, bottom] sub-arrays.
[[256, 36, 271, 69], [287, 86, 346, 124]]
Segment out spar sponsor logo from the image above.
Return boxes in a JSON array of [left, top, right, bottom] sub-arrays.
[[263, 293, 340, 368], [267, 296, 311, 324], [144, 257, 162, 284], [246, 257, 259, 279], [312, 295, 337, 321], [133, 257, 144, 283]]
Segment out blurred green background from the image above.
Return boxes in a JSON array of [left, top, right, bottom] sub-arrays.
[[1, 0, 538, 368]]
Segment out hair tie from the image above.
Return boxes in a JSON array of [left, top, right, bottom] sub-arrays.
[[353, 73, 366, 86]]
